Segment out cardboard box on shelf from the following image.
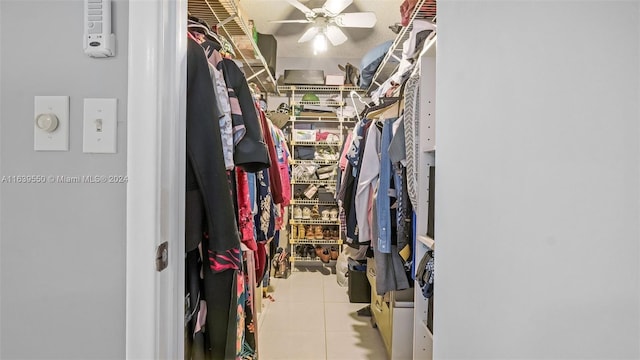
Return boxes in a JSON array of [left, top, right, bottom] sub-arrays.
[[325, 75, 345, 86]]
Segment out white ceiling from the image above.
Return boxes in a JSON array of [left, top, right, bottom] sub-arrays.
[[238, 0, 402, 60]]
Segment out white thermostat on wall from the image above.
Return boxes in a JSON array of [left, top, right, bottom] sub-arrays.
[[84, 0, 115, 58]]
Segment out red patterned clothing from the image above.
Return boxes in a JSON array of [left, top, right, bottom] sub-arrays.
[[236, 168, 257, 251]]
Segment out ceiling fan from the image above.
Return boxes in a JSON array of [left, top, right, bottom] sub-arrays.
[[270, 0, 377, 47]]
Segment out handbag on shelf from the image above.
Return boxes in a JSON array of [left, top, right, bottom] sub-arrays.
[[316, 165, 337, 180], [294, 146, 316, 160]]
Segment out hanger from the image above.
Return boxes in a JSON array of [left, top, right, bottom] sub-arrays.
[[367, 98, 400, 120], [187, 16, 226, 47], [381, 100, 401, 119], [349, 90, 369, 122], [350, 91, 370, 109]]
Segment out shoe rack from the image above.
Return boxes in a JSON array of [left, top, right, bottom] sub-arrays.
[[280, 85, 364, 267]]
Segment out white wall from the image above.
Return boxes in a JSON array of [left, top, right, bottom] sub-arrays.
[[435, 1, 639, 358], [0, 1, 128, 358]]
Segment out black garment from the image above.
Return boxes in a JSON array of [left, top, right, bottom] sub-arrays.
[[186, 38, 240, 252], [185, 190, 205, 252], [185, 248, 204, 360], [218, 58, 271, 172], [398, 166, 413, 257], [202, 268, 237, 360]]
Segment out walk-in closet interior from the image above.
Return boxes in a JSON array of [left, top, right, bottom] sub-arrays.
[[184, 0, 436, 358], [2, 1, 639, 360]]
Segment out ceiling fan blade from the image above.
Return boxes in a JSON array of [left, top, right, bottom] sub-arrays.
[[334, 12, 377, 28], [325, 25, 348, 46], [298, 26, 320, 43], [285, 0, 314, 16], [269, 19, 312, 24], [322, 0, 352, 15]]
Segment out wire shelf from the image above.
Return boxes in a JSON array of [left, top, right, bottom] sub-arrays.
[[290, 159, 339, 165], [366, 0, 438, 95], [291, 256, 337, 263], [290, 140, 342, 146], [278, 85, 366, 94], [189, 0, 279, 94], [291, 179, 336, 185], [290, 219, 340, 225], [289, 239, 343, 245], [290, 199, 337, 206], [292, 100, 344, 106], [289, 116, 355, 123]]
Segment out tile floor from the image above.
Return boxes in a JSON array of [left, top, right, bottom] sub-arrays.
[[257, 266, 388, 360]]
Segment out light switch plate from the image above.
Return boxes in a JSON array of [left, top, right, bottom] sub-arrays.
[[34, 96, 70, 151], [83, 98, 117, 153]]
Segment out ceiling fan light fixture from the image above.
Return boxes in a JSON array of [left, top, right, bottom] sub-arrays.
[[313, 32, 328, 54]]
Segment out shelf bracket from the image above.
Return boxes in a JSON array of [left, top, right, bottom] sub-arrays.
[[246, 68, 266, 81], [218, 13, 237, 27]]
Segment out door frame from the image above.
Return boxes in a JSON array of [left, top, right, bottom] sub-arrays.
[[126, 0, 187, 358]]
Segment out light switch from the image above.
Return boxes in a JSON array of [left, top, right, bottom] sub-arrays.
[[34, 96, 70, 151], [83, 98, 117, 153]]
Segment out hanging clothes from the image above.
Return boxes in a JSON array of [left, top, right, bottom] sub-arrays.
[[272, 125, 292, 207], [403, 70, 421, 209], [388, 117, 413, 263], [186, 35, 243, 360], [237, 248, 257, 360], [185, 246, 206, 360], [253, 168, 275, 283], [376, 117, 396, 254], [236, 168, 257, 252], [209, 49, 246, 145], [206, 49, 235, 170], [185, 37, 240, 252], [258, 109, 284, 205], [354, 121, 381, 245], [218, 58, 271, 172]]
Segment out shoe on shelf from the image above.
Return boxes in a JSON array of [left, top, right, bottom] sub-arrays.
[[321, 209, 330, 221], [306, 226, 315, 240], [329, 207, 339, 221], [331, 229, 339, 240], [293, 206, 303, 219], [298, 224, 306, 240], [320, 248, 331, 263], [291, 224, 298, 239], [314, 225, 323, 239], [326, 229, 334, 240], [315, 245, 324, 257], [310, 204, 321, 219], [323, 228, 331, 240], [330, 246, 339, 260], [302, 207, 311, 219], [306, 244, 317, 259]]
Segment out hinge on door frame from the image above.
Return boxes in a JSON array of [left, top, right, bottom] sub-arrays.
[[156, 241, 169, 271]]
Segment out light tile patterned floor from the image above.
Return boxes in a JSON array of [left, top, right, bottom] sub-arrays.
[[257, 267, 387, 360]]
